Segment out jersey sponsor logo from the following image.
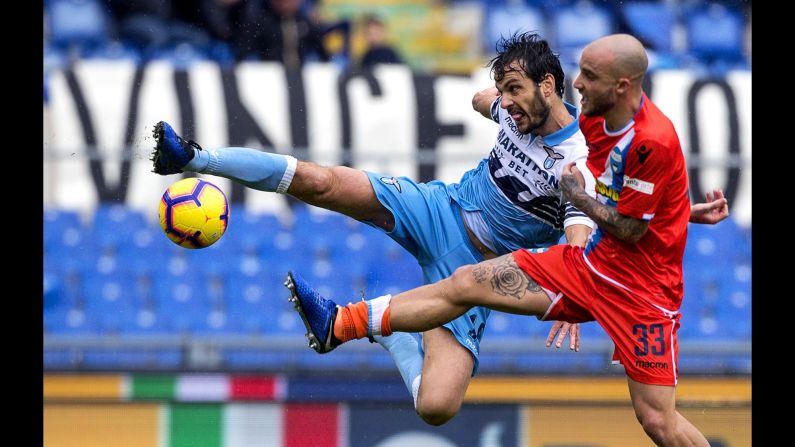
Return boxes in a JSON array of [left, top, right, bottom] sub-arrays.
[[492, 130, 560, 189], [636, 145, 652, 164], [623, 177, 654, 195], [634, 360, 668, 369], [488, 153, 565, 227], [503, 115, 524, 138], [542, 145, 565, 169], [380, 176, 402, 192], [595, 180, 620, 202]]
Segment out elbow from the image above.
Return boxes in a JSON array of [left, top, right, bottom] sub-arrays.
[[624, 228, 648, 244]]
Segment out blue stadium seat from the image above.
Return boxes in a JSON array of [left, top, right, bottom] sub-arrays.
[[484, 1, 546, 53], [486, 312, 536, 339], [226, 273, 287, 334], [151, 273, 210, 334], [290, 209, 354, 258], [366, 249, 423, 297], [191, 309, 239, 336], [301, 260, 363, 300], [157, 299, 211, 334], [259, 301, 306, 336], [685, 4, 745, 64], [45, 227, 96, 278], [118, 308, 173, 335], [116, 227, 174, 275], [81, 270, 140, 303], [195, 236, 239, 277], [552, 1, 615, 63], [225, 210, 283, 255], [91, 204, 150, 251], [46, 0, 110, 52], [684, 223, 736, 270], [44, 209, 82, 237], [44, 306, 98, 335], [622, 2, 676, 53], [44, 273, 83, 310]]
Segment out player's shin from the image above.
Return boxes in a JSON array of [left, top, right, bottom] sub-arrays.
[[185, 146, 297, 193], [377, 333, 424, 408]]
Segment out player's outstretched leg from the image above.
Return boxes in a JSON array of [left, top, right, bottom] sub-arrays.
[[150, 121, 298, 193], [151, 121, 201, 174], [285, 271, 343, 353]]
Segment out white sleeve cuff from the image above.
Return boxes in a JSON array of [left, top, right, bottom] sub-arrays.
[[276, 155, 298, 194], [564, 216, 595, 229]]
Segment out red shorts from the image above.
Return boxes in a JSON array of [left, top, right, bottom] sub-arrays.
[[513, 245, 681, 386]]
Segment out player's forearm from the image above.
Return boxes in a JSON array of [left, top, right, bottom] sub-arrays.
[[562, 178, 648, 243], [564, 224, 591, 248], [472, 88, 499, 119]]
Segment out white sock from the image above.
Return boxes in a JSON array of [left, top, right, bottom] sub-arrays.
[[366, 294, 392, 337], [411, 375, 422, 409]]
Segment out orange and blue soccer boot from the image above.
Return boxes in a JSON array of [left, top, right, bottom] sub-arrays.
[[285, 271, 342, 353]]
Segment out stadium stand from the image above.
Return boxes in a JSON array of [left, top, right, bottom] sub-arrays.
[[43, 202, 751, 372]]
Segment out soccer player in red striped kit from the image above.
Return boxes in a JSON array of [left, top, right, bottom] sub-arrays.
[[289, 34, 717, 445]]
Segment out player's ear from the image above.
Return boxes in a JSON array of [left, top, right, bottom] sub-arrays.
[[540, 73, 555, 97], [615, 77, 632, 95]]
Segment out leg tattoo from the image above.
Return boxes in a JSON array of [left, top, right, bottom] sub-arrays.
[[472, 256, 541, 300]]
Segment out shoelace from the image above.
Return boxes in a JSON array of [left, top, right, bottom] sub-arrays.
[[182, 138, 203, 153]]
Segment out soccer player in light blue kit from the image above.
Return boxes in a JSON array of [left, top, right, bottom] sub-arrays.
[[152, 32, 597, 425]]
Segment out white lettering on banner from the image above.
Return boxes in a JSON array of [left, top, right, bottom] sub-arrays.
[[623, 177, 655, 195], [347, 65, 417, 176], [43, 64, 751, 228]]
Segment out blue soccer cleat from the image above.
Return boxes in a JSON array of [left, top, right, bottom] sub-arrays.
[[285, 271, 341, 353], [151, 121, 202, 175]]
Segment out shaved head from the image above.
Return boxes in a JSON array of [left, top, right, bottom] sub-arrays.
[[582, 34, 648, 86], [574, 34, 649, 121]]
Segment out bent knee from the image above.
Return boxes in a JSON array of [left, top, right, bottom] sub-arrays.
[[636, 409, 674, 442], [416, 399, 459, 426], [447, 265, 480, 303]]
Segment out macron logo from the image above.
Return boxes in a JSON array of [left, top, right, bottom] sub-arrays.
[[623, 177, 654, 195]]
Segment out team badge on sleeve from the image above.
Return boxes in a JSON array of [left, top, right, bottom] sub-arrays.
[[380, 176, 402, 192]]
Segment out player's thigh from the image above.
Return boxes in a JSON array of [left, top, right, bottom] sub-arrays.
[[451, 254, 552, 317], [626, 377, 677, 423], [417, 327, 473, 411], [289, 162, 392, 225]]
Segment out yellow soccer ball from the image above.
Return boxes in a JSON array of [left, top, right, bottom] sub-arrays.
[[158, 178, 229, 249]]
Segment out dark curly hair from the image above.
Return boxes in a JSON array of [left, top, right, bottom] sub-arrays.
[[488, 32, 565, 98]]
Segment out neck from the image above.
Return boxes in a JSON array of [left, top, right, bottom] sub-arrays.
[[604, 91, 643, 132], [535, 100, 574, 137]]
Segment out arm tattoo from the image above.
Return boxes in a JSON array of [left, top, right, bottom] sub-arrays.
[[561, 176, 649, 243], [472, 256, 542, 300]]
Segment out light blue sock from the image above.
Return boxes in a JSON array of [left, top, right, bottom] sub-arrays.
[[376, 332, 425, 407], [184, 147, 297, 193]]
